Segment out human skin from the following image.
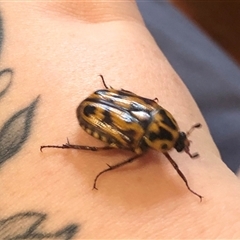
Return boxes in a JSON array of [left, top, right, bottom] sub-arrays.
[[1, 1, 240, 239]]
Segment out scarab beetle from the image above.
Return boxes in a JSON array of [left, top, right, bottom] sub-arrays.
[[41, 75, 202, 201]]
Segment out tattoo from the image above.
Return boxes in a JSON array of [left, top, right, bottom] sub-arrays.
[[0, 68, 13, 100], [0, 12, 80, 240], [0, 211, 79, 239], [0, 10, 40, 165], [0, 12, 3, 54], [0, 96, 40, 166]]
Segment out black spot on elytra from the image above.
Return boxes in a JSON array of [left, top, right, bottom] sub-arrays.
[[84, 105, 96, 117], [102, 110, 112, 124], [161, 143, 168, 150], [140, 119, 150, 129], [148, 131, 158, 141], [122, 129, 136, 143], [123, 129, 136, 137], [159, 109, 177, 130], [148, 127, 173, 141]]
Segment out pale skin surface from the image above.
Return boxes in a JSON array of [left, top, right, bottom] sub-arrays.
[[1, 1, 240, 239]]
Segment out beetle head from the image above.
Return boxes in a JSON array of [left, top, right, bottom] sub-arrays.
[[174, 123, 201, 158]]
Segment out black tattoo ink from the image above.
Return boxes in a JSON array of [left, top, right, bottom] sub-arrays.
[[0, 96, 40, 166], [0, 11, 3, 54], [0, 12, 34, 165], [0, 12, 79, 240], [0, 69, 13, 100], [0, 211, 79, 240]]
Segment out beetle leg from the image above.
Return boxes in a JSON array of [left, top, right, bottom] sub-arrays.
[[187, 151, 199, 158], [163, 152, 203, 202], [93, 154, 143, 190], [40, 138, 115, 152], [99, 75, 112, 89]]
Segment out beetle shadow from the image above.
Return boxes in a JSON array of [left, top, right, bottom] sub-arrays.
[[40, 137, 194, 210], [93, 151, 188, 208], [67, 144, 189, 209]]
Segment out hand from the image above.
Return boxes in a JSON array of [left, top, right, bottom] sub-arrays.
[[1, 2, 240, 239]]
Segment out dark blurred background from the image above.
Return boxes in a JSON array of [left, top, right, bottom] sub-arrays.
[[171, 1, 240, 65], [137, 1, 240, 173]]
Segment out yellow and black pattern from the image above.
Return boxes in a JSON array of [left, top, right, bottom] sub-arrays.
[[77, 88, 181, 154], [41, 75, 202, 201]]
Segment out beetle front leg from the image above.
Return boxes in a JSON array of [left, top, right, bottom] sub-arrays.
[[164, 152, 203, 202]]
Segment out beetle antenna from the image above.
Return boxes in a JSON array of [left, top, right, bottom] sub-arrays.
[[186, 123, 201, 136], [184, 123, 201, 158]]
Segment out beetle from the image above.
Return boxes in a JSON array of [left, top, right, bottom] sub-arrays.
[[41, 75, 202, 201]]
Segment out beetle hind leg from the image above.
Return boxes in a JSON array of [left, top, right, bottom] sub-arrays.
[[93, 154, 143, 190]]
